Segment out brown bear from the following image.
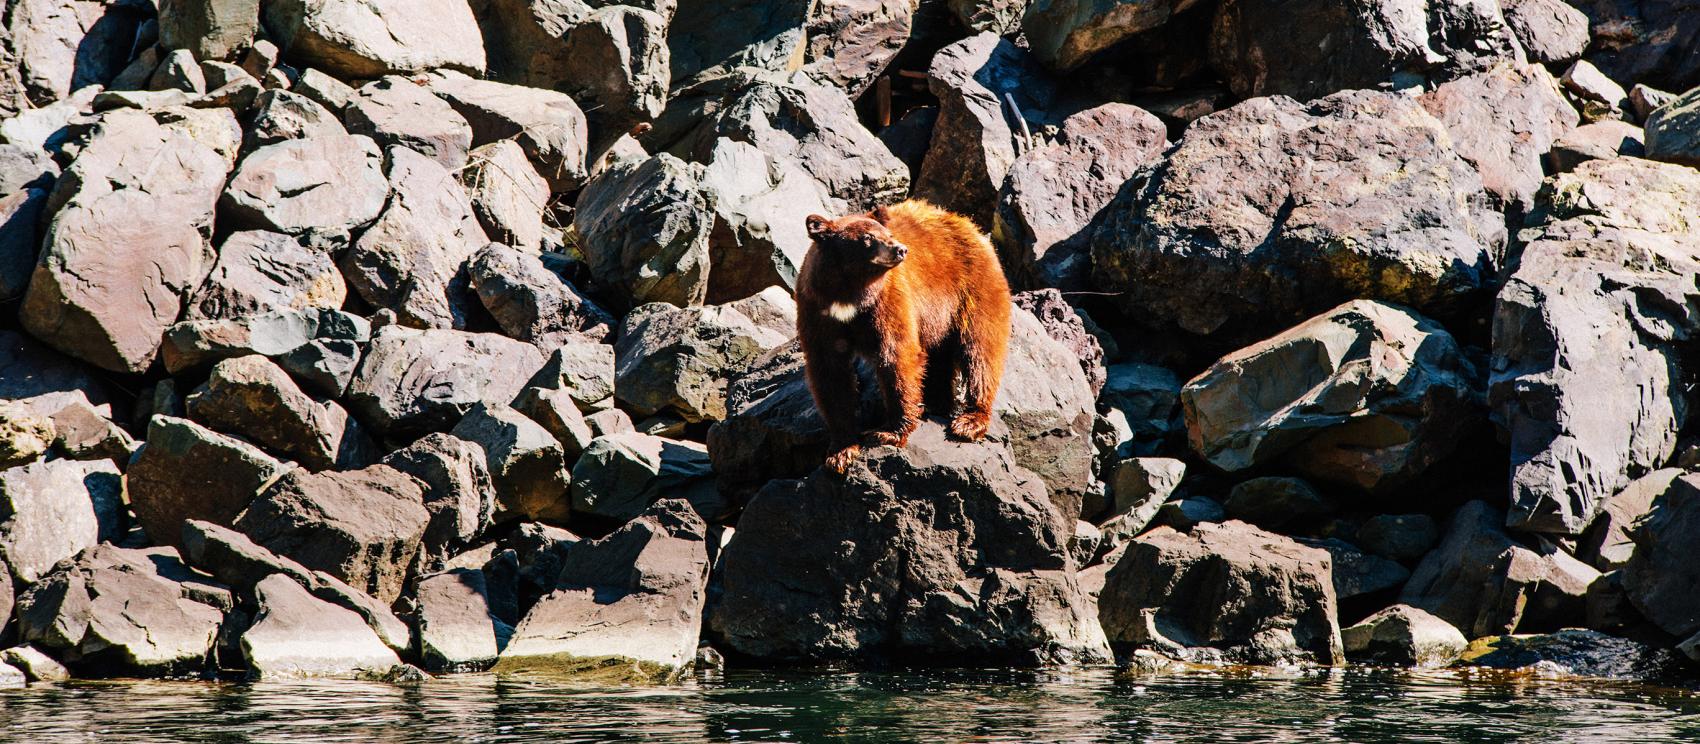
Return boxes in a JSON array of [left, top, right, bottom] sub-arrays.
[[797, 199, 1012, 474]]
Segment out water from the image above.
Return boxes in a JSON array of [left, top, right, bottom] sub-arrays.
[[3, 667, 1699, 742]]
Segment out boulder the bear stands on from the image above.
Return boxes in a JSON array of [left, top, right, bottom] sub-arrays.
[[797, 200, 1013, 474]]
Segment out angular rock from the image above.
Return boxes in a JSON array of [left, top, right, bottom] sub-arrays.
[[7, 0, 150, 105], [186, 230, 345, 321], [947, 0, 1029, 34], [1561, 60, 1629, 121], [0, 330, 111, 420], [1499, 0, 1589, 64], [418, 568, 508, 672], [1356, 514, 1440, 563], [805, 0, 913, 97], [668, 0, 810, 88], [571, 432, 718, 523], [381, 434, 496, 564], [346, 326, 546, 438], [241, 573, 401, 679], [17, 545, 224, 677], [243, 89, 345, 150], [1490, 157, 1700, 534], [1419, 63, 1576, 213], [0, 458, 122, 583], [1400, 501, 1589, 637], [1301, 538, 1410, 601], [0, 645, 70, 682], [1621, 473, 1700, 640], [1152, 496, 1224, 531], [263, 0, 486, 79], [0, 187, 48, 305], [462, 141, 548, 252], [1644, 85, 1700, 167], [1629, 84, 1676, 124], [428, 74, 590, 192], [127, 416, 290, 550], [21, 111, 228, 373], [1097, 456, 1184, 549], [916, 34, 1054, 227], [1342, 605, 1468, 667], [1183, 300, 1481, 493], [343, 77, 473, 171], [159, 0, 259, 61], [1011, 290, 1107, 395], [712, 423, 1110, 664], [1023, 0, 1197, 71], [614, 289, 795, 424], [180, 519, 315, 590], [162, 307, 371, 390], [1224, 477, 1333, 531], [1549, 120, 1645, 172], [698, 138, 841, 303], [573, 153, 712, 309], [499, 499, 709, 682], [526, 344, 617, 413], [185, 355, 372, 471], [1100, 362, 1180, 455], [150, 49, 208, 95], [513, 386, 595, 461], [1210, 0, 1520, 101], [1580, 469, 1680, 573], [467, 243, 615, 347], [293, 67, 355, 112], [994, 103, 1166, 291], [451, 403, 570, 524], [233, 466, 429, 603], [1092, 91, 1503, 343], [220, 134, 389, 243], [342, 146, 487, 330]]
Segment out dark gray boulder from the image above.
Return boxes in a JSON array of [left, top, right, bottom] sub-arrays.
[[127, 415, 290, 550], [1341, 604, 1468, 667], [1400, 501, 1594, 637], [185, 231, 346, 321], [804, 0, 914, 97], [1499, 0, 1589, 64], [381, 434, 497, 566], [428, 73, 591, 192], [345, 326, 546, 438], [467, 243, 615, 348], [1644, 86, 1700, 167], [613, 289, 795, 424], [451, 403, 571, 524], [343, 77, 474, 171], [572, 153, 712, 310], [1621, 473, 1700, 642], [571, 432, 719, 524], [262, 0, 486, 80], [0, 458, 122, 583], [185, 355, 373, 471]]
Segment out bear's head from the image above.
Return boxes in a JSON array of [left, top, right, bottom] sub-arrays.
[[804, 207, 908, 271]]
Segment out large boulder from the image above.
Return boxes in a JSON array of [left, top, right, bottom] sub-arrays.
[[697, 138, 841, 303], [417, 568, 509, 672], [451, 403, 571, 524], [0, 331, 110, 420], [6, 0, 150, 105], [1010, 289, 1107, 395], [158, 0, 260, 61], [427, 74, 590, 192], [343, 77, 474, 171], [1418, 63, 1577, 214], [0, 187, 49, 304], [1644, 86, 1700, 167], [525, 343, 617, 414], [915, 34, 1055, 228], [1091, 91, 1504, 344], [233, 466, 430, 604], [614, 288, 795, 424], [1342, 604, 1468, 667], [1022, 0, 1201, 71], [1400, 501, 1593, 637], [1099, 520, 1344, 666], [804, 0, 914, 97], [1490, 157, 1700, 535], [1571, 0, 1700, 94], [185, 355, 372, 471], [16, 545, 225, 677], [263, 0, 486, 79], [342, 146, 488, 330], [710, 423, 1110, 665], [126, 416, 290, 550], [20, 111, 229, 373], [185, 231, 346, 321], [708, 307, 1097, 513], [0, 459, 122, 584], [219, 134, 390, 244], [668, 0, 811, 88], [1499, 0, 1589, 65], [572, 153, 713, 310], [461, 141, 548, 252], [1579, 469, 1679, 572], [570, 432, 719, 524], [243, 89, 346, 151], [241, 573, 402, 679], [498, 499, 708, 682], [1181, 300, 1482, 494], [162, 308, 371, 396], [994, 103, 1166, 292], [1620, 473, 1700, 641], [346, 326, 546, 438], [1209, 0, 1521, 101], [381, 434, 496, 565], [467, 243, 615, 347]]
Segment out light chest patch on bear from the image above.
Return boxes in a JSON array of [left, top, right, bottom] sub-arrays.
[[826, 302, 859, 323]]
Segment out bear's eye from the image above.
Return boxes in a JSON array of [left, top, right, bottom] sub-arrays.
[[860, 236, 876, 248]]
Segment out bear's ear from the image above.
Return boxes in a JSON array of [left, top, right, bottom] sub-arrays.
[[805, 214, 829, 240], [870, 205, 891, 225]]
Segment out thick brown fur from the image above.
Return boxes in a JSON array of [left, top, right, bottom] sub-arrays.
[[796, 199, 1012, 474]]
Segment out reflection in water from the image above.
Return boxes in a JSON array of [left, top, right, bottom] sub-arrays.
[[1, 667, 1698, 742]]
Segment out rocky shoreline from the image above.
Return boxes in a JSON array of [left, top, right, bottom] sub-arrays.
[[0, 0, 1698, 687]]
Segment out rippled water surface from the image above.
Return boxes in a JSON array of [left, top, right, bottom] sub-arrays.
[[3, 667, 1699, 742]]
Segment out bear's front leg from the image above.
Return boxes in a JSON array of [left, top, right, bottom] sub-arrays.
[[803, 333, 863, 475], [870, 331, 923, 449]]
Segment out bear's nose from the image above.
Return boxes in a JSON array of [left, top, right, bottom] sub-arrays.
[[893, 245, 908, 261]]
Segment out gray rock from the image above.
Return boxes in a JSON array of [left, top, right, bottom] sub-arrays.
[[1092, 92, 1503, 343], [7, 0, 150, 105], [1300, 538, 1410, 601], [0, 458, 122, 583], [49, 398, 135, 464], [526, 343, 618, 413], [263, 0, 486, 79], [1580, 469, 1680, 572], [0, 187, 48, 305], [181, 519, 316, 590], [805, 0, 914, 97], [233, 466, 429, 604], [0, 331, 110, 422], [186, 231, 345, 321], [499, 499, 708, 682], [614, 289, 795, 424], [150, 49, 208, 95], [994, 103, 1166, 291], [418, 568, 509, 672], [947, 0, 1028, 35], [185, 355, 372, 471], [293, 67, 355, 113], [1499, 0, 1589, 64], [159, 0, 259, 61], [668, 0, 810, 88], [0, 645, 70, 682], [127, 415, 290, 550], [711, 423, 1110, 665], [1400, 501, 1591, 637], [381, 434, 497, 566], [1356, 514, 1440, 563], [1224, 477, 1333, 531], [1183, 300, 1482, 494], [1629, 84, 1676, 124], [571, 432, 718, 523], [1022, 0, 1195, 71], [161, 308, 371, 395], [17, 545, 225, 677], [343, 77, 473, 171], [220, 134, 389, 243], [1100, 363, 1180, 456], [572, 153, 712, 309], [1561, 60, 1630, 122], [243, 89, 345, 152], [1457, 629, 1687, 681], [1621, 473, 1700, 641], [699, 139, 842, 303], [241, 573, 401, 679], [428, 74, 589, 192], [1099, 520, 1344, 666], [347, 326, 546, 438], [513, 386, 595, 461], [451, 403, 570, 524], [1210, 0, 1520, 101], [1011, 290, 1107, 395], [1644, 85, 1700, 167], [1491, 157, 1700, 535], [1342, 605, 1468, 668], [1152, 497, 1224, 531], [0, 142, 61, 194], [1548, 120, 1646, 172], [1097, 456, 1184, 550], [21, 110, 228, 373], [467, 243, 615, 347], [342, 146, 488, 330], [1418, 63, 1576, 214], [462, 141, 549, 252]]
